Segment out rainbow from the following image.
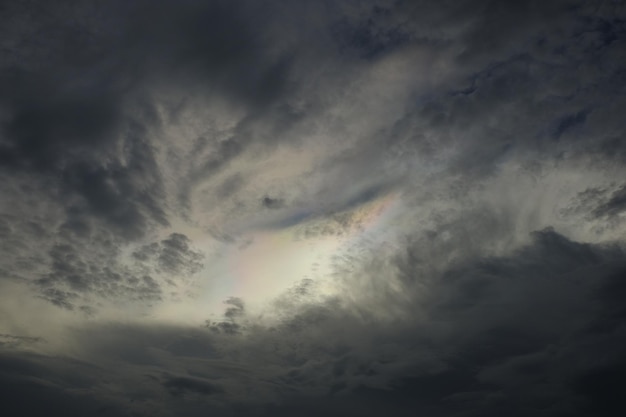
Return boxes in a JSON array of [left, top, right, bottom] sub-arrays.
[[200, 190, 401, 314]]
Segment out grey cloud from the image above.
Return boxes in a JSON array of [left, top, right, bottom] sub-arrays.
[[552, 109, 590, 140], [206, 297, 246, 335], [0, 0, 303, 246], [1, 1, 626, 416], [593, 184, 626, 219], [197, 226, 623, 413], [331, 4, 413, 60], [3, 227, 626, 416], [368, 1, 626, 178], [162, 375, 222, 397], [0, 334, 42, 349], [133, 233, 205, 276], [38, 287, 79, 311], [189, 228, 624, 415], [0, 350, 125, 417], [261, 196, 285, 210], [562, 183, 626, 229], [159, 233, 204, 275], [124, 0, 297, 107], [33, 240, 165, 310], [0, 3, 167, 239]]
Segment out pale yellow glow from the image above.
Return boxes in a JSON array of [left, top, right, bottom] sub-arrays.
[[150, 191, 401, 323]]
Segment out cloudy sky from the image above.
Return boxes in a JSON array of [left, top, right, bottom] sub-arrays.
[[1, 0, 626, 415]]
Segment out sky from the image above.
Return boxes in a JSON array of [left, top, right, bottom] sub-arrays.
[[1, 0, 626, 416]]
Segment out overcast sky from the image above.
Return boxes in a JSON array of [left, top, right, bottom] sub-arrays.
[[1, 1, 626, 416]]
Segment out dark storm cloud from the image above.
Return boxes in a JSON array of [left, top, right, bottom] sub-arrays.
[[1, 1, 626, 417], [244, 229, 626, 416], [0, 0, 301, 244], [5, 229, 624, 416], [0, 350, 123, 417], [162, 375, 222, 397], [552, 109, 590, 140], [0, 1, 167, 238], [122, 0, 297, 106], [331, 5, 413, 60], [361, 0, 626, 179]]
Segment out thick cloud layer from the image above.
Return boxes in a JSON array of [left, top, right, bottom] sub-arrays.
[[1, 1, 626, 416]]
